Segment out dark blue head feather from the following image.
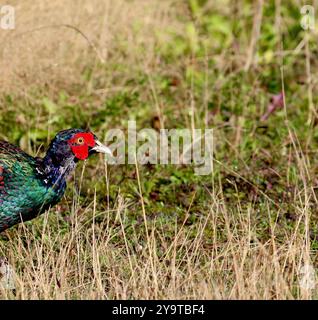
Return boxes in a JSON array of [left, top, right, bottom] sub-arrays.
[[42, 128, 92, 188]]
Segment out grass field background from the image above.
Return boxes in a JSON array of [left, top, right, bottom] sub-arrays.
[[1, 0, 318, 299]]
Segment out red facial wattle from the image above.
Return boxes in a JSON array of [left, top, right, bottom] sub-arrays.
[[68, 132, 95, 160]]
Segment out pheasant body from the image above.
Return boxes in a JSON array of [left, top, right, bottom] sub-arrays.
[[0, 129, 111, 232]]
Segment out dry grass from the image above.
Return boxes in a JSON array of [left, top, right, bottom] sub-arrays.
[[1, 144, 317, 299], [0, 172, 315, 299], [0, 0, 176, 95]]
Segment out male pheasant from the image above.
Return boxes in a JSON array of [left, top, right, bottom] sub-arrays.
[[0, 128, 111, 232]]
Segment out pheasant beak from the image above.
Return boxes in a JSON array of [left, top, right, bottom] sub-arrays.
[[92, 140, 112, 156]]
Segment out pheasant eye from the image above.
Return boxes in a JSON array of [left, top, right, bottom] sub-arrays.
[[77, 137, 85, 145]]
